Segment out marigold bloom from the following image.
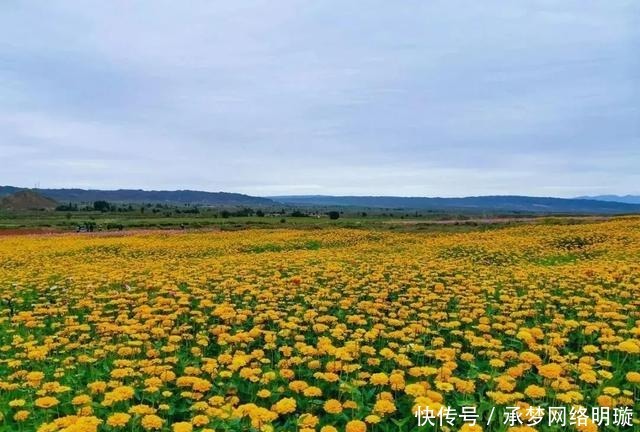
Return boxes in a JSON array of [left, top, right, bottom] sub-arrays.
[[2, 217, 640, 431], [365, 414, 381, 424], [141, 414, 164, 430], [345, 420, 367, 432], [302, 386, 322, 397], [602, 386, 620, 396], [298, 414, 319, 428], [618, 340, 640, 354], [106, 413, 131, 428], [626, 371, 640, 383], [369, 373, 388, 385], [373, 399, 396, 415], [191, 414, 209, 426], [537, 363, 563, 379], [14, 410, 30, 422], [323, 399, 343, 414], [524, 384, 546, 399], [34, 396, 59, 409], [172, 422, 193, 432], [271, 398, 296, 414], [460, 425, 483, 432], [71, 394, 92, 405]]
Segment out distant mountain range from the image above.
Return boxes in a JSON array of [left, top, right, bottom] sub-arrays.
[[0, 186, 274, 206], [576, 195, 640, 204], [270, 195, 640, 214], [2, 186, 640, 214]]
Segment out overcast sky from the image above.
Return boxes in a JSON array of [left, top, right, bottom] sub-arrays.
[[1, 1, 638, 197]]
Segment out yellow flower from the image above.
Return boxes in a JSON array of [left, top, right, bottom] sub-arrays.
[[576, 419, 598, 432], [9, 399, 26, 408], [107, 413, 131, 428], [3, 212, 640, 432], [257, 389, 271, 398], [289, 380, 309, 393], [323, 399, 343, 414], [460, 425, 483, 432], [298, 414, 319, 428], [602, 387, 620, 396], [102, 386, 135, 406], [579, 371, 598, 383], [343, 400, 359, 409], [490, 359, 505, 368], [405, 383, 426, 397], [389, 373, 405, 390], [538, 363, 563, 379], [191, 414, 209, 426], [626, 371, 640, 383], [460, 353, 475, 362], [369, 373, 388, 386], [596, 395, 615, 407], [141, 414, 164, 430], [87, 381, 107, 394], [373, 399, 396, 415], [271, 398, 296, 414], [129, 404, 158, 415], [618, 340, 639, 354], [556, 391, 583, 404], [519, 352, 542, 366], [13, 410, 30, 422], [34, 396, 59, 409], [346, 420, 367, 432], [302, 386, 322, 397], [365, 414, 381, 424], [524, 384, 546, 399], [71, 394, 92, 405], [26, 371, 45, 383], [436, 381, 454, 392], [172, 422, 193, 432]]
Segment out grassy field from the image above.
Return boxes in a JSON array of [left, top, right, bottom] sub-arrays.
[[0, 217, 638, 431], [0, 209, 615, 235]]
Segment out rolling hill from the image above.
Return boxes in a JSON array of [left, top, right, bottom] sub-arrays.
[[270, 195, 640, 214], [0, 190, 58, 211], [0, 186, 274, 206], [2, 186, 639, 214], [576, 195, 640, 204]]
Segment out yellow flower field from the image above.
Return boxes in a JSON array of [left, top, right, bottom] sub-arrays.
[[0, 219, 639, 431]]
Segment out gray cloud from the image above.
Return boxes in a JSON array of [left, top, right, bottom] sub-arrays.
[[1, 0, 638, 196]]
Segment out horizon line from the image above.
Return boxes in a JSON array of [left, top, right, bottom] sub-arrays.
[[2, 184, 638, 200]]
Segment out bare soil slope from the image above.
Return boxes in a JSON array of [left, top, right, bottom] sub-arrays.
[[0, 190, 57, 211]]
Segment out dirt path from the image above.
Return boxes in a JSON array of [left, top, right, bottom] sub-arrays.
[[0, 227, 220, 238], [0, 227, 67, 236]]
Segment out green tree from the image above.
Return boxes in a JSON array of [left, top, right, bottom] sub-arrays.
[[93, 200, 111, 212]]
